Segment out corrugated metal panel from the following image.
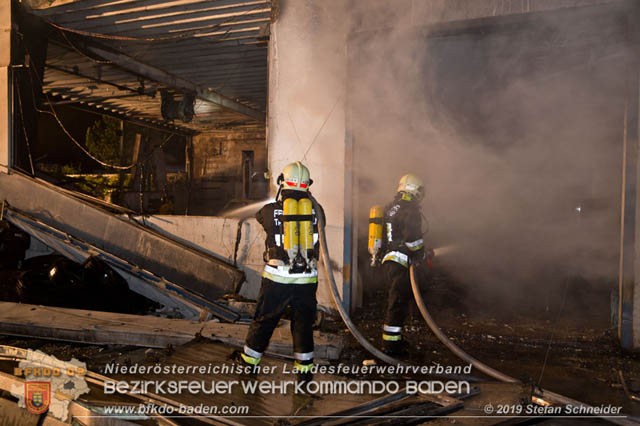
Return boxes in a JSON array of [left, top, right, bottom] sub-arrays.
[[25, 0, 271, 133]]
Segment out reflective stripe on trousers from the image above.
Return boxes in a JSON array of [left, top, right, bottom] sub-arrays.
[[294, 351, 314, 361], [294, 350, 314, 373], [382, 324, 402, 341], [242, 345, 262, 365]]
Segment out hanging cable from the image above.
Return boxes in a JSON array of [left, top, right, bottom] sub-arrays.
[[26, 53, 174, 170], [302, 96, 342, 161], [59, 30, 111, 64], [537, 277, 570, 385], [15, 78, 36, 175]]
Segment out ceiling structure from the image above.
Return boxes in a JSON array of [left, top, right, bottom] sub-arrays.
[[23, 0, 272, 134]]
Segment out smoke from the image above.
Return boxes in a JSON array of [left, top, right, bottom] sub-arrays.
[[347, 1, 625, 307]]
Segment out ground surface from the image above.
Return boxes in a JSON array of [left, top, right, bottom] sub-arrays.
[[340, 267, 640, 419], [0, 266, 639, 424]]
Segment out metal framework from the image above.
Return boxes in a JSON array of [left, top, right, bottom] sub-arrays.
[[22, 0, 271, 133]]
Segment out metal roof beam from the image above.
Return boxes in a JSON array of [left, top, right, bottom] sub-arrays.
[[44, 63, 153, 95], [33, 0, 196, 17], [146, 50, 265, 66], [118, 15, 269, 37], [71, 2, 270, 32], [182, 69, 266, 80], [49, 0, 260, 23], [133, 37, 264, 53], [194, 30, 262, 41], [45, 97, 195, 136], [132, 41, 265, 58], [86, 44, 265, 121], [175, 61, 267, 73]]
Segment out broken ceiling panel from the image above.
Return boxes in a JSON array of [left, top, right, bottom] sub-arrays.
[[24, 0, 271, 133]]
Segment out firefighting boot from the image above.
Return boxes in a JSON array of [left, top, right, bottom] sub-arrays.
[[294, 359, 314, 387], [229, 350, 259, 376], [382, 339, 409, 357], [297, 371, 314, 387]]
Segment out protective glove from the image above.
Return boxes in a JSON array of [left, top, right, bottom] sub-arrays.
[[413, 249, 434, 270], [308, 258, 318, 272], [426, 248, 435, 260]]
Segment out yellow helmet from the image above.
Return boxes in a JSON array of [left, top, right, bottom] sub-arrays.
[[278, 161, 312, 192], [397, 173, 424, 201]]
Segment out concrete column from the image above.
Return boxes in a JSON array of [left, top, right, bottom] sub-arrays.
[[619, 34, 640, 350], [268, 0, 350, 308], [619, 67, 636, 350], [0, 0, 12, 173]]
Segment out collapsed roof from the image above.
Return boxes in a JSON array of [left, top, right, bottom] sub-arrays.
[[22, 0, 272, 134]]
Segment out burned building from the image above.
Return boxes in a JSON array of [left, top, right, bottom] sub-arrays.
[[0, 0, 639, 424]]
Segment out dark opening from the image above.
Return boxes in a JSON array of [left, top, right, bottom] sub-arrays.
[[242, 150, 254, 199]]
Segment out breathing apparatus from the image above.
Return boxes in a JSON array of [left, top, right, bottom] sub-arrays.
[[368, 173, 425, 267], [276, 162, 315, 273]]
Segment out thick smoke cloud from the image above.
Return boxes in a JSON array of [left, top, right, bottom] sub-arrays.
[[349, 2, 625, 308]]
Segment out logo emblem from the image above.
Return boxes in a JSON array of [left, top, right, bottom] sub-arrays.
[[25, 381, 50, 414]]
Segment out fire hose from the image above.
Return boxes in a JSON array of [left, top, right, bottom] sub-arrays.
[[408, 265, 637, 425], [311, 192, 513, 375], [311, 194, 637, 425], [310, 194, 406, 367], [408, 265, 518, 383]]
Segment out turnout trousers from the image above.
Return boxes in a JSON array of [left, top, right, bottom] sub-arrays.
[[382, 260, 412, 343], [243, 278, 317, 370]]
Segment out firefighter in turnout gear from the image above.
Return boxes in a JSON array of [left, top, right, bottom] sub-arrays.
[[377, 173, 431, 355], [237, 161, 324, 381]]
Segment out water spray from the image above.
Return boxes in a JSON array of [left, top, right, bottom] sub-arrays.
[[223, 197, 276, 218], [432, 244, 459, 257]]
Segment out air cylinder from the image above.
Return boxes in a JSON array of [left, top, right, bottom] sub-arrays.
[[283, 198, 300, 263], [368, 205, 383, 266]]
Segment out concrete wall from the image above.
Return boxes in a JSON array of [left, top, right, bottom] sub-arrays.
[[0, 0, 11, 173], [267, 0, 617, 311], [135, 215, 341, 308], [137, 215, 342, 308], [268, 1, 350, 309], [349, 0, 614, 31], [193, 129, 266, 183], [134, 215, 266, 301], [189, 129, 268, 215]]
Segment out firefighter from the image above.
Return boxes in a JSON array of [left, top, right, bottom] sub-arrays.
[[378, 173, 432, 355], [235, 161, 323, 382]]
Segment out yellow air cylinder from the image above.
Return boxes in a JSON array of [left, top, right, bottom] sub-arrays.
[[283, 198, 299, 262], [368, 205, 383, 265], [299, 198, 314, 261]]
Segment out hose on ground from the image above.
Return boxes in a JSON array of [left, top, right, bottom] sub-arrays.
[[409, 265, 518, 383], [309, 193, 635, 424], [409, 265, 638, 426], [309, 194, 406, 367]]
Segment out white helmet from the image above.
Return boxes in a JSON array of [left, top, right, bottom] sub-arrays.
[[278, 161, 312, 192], [397, 173, 424, 201]]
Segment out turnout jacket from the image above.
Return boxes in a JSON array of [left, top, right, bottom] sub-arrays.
[[256, 193, 324, 284], [381, 196, 424, 268]]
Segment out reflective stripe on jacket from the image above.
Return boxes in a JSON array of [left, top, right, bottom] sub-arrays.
[[262, 264, 318, 284], [381, 196, 423, 268]]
